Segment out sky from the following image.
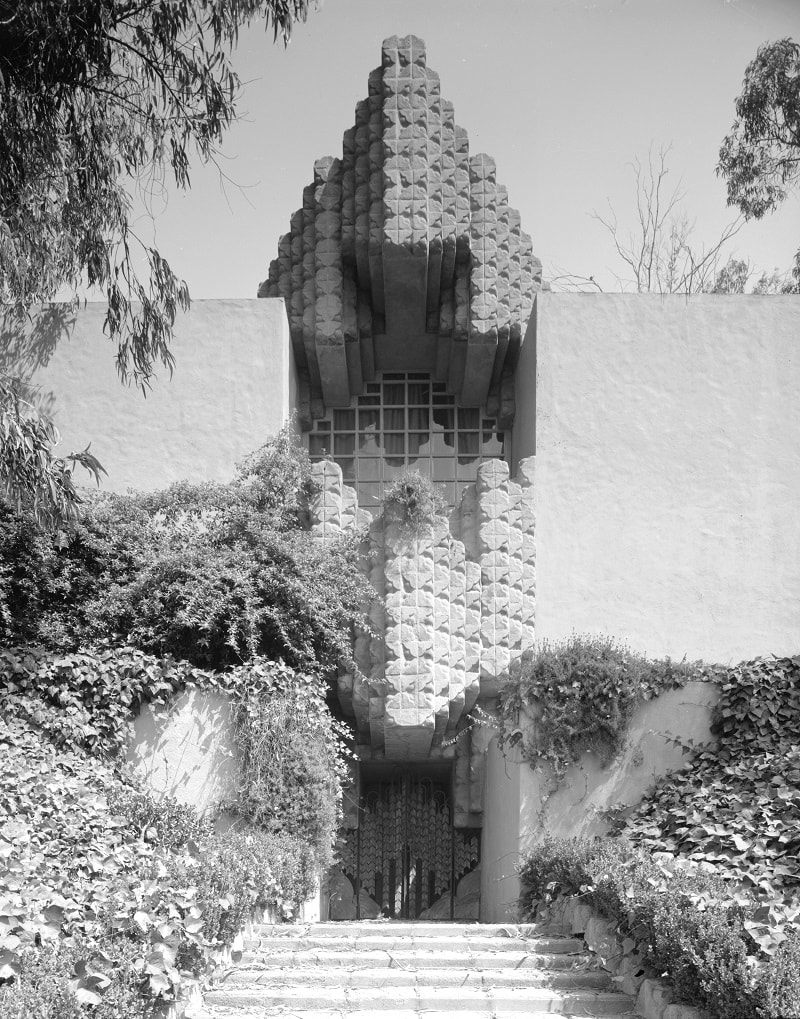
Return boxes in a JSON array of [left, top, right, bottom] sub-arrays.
[[134, 0, 800, 297]]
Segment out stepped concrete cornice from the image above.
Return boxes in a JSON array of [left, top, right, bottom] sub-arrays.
[[259, 35, 542, 429]]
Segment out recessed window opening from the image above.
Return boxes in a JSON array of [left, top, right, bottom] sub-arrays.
[[308, 373, 507, 513]]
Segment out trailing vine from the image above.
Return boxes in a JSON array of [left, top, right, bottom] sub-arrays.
[[499, 634, 700, 778]]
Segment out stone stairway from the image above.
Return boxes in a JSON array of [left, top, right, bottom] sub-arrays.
[[198, 921, 637, 1018]]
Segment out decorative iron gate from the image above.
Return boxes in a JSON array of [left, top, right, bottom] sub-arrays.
[[339, 770, 480, 920]]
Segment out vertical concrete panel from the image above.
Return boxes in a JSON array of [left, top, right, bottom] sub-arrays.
[[519, 293, 800, 662], [11, 300, 298, 494], [476, 460, 511, 694], [308, 460, 343, 536]]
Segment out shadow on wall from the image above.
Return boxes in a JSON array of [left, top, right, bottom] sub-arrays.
[[127, 687, 240, 816], [0, 304, 77, 418]]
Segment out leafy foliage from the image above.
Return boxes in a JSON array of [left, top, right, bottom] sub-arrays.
[[382, 470, 449, 535], [719, 39, 800, 221], [231, 664, 350, 872], [0, 379, 105, 531], [0, 0, 313, 527], [718, 38, 800, 292], [710, 256, 798, 295], [519, 836, 800, 1019], [609, 656, 800, 936], [499, 634, 698, 778], [0, 645, 208, 758], [0, 425, 371, 672], [0, 659, 345, 1012]]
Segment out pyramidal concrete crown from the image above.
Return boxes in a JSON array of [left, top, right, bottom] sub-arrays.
[[259, 35, 542, 429]]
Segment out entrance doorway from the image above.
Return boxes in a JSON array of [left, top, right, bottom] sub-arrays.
[[339, 764, 480, 920]]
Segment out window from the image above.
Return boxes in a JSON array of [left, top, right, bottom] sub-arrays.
[[307, 373, 507, 513]]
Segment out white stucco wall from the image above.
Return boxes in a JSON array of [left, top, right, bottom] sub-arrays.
[[480, 680, 720, 922], [513, 293, 800, 663], [2, 299, 297, 493]]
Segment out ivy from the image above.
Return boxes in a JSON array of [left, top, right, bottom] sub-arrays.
[[499, 635, 699, 778], [519, 836, 800, 1019], [610, 656, 800, 937]]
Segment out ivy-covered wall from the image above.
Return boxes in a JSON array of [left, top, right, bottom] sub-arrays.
[[480, 680, 720, 922]]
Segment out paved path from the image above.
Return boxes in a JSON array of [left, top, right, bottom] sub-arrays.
[[198, 920, 637, 1018]]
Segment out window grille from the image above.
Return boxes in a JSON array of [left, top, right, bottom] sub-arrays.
[[307, 372, 507, 512]]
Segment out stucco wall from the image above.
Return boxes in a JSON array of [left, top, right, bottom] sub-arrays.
[[513, 294, 800, 663], [128, 686, 239, 816], [480, 680, 720, 922], [2, 299, 297, 493]]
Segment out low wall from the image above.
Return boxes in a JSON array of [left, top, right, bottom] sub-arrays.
[[480, 680, 720, 922], [127, 686, 321, 922]]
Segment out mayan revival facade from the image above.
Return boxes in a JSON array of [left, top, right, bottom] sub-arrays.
[[9, 34, 798, 925], [258, 34, 541, 442], [257, 36, 542, 919]]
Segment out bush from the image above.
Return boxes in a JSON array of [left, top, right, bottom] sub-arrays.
[[500, 635, 696, 777], [611, 655, 800, 908], [0, 422, 372, 672], [518, 835, 797, 1019], [0, 937, 149, 1019], [106, 783, 212, 851]]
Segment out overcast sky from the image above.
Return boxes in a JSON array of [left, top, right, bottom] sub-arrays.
[[133, 0, 800, 297]]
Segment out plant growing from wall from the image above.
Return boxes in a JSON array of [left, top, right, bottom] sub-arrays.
[[382, 470, 448, 536], [499, 634, 698, 778]]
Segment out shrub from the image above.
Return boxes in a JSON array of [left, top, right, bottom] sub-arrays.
[[106, 783, 212, 851], [611, 655, 800, 907], [383, 470, 448, 534], [0, 937, 149, 1019], [518, 835, 798, 1019], [500, 635, 696, 777], [0, 422, 372, 672]]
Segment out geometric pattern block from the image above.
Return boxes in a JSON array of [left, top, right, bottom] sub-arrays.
[[316, 457, 535, 757], [259, 35, 541, 428]]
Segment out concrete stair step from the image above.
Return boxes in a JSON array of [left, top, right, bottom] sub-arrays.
[[251, 922, 541, 938], [198, 1011, 639, 1019], [244, 934, 587, 954], [202, 984, 634, 1015], [218, 965, 611, 990], [240, 948, 591, 971]]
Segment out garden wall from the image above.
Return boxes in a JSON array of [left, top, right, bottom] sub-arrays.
[[514, 293, 800, 665], [480, 680, 720, 922], [1, 299, 298, 492], [127, 687, 321, 922]]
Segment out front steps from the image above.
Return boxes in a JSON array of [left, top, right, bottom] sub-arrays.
[[198, 921, 636, 1018]]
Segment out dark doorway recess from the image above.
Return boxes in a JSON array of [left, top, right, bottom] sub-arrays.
[[340, 763, 479, 920]]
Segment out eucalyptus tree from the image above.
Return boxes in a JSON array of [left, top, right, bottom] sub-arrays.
[[0, 0, 313, 526]]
